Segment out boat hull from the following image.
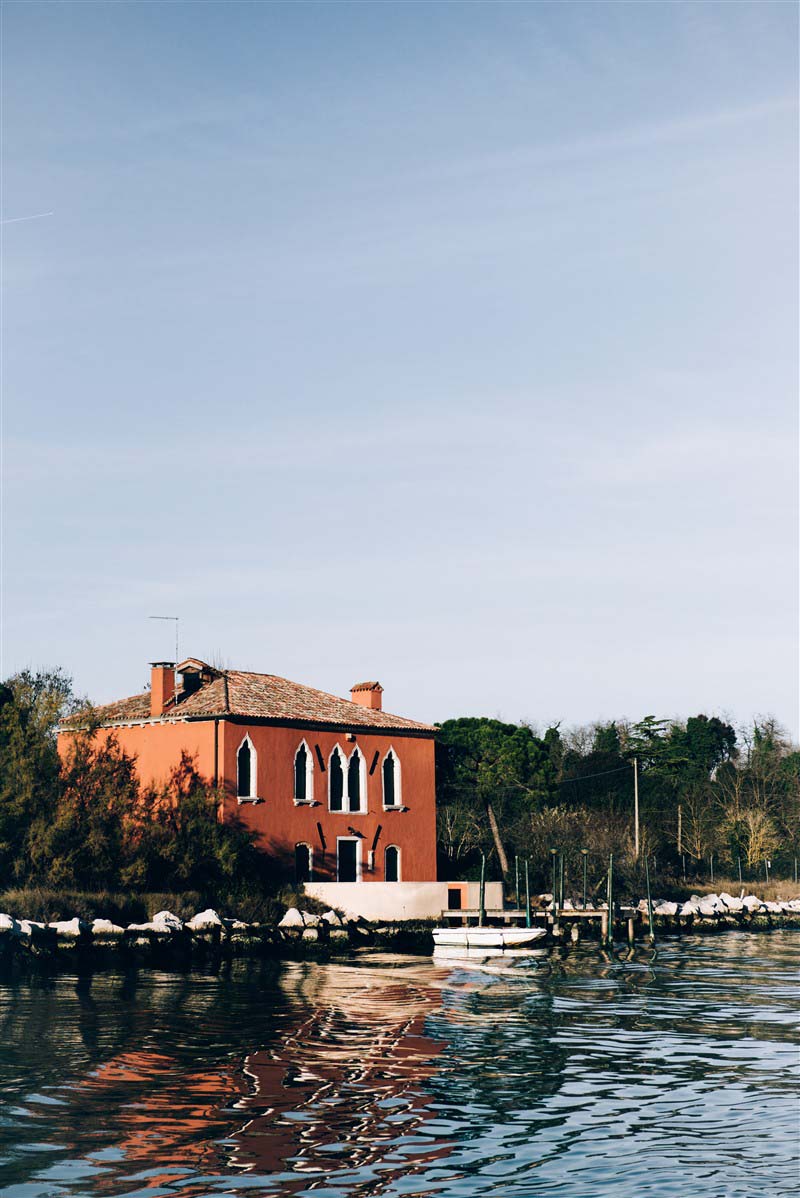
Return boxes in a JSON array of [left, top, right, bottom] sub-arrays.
[[432, 926, 546, 949]]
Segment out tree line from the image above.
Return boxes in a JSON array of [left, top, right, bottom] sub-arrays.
[[0, 668, 797, 902], [436, 713, 800, 892]]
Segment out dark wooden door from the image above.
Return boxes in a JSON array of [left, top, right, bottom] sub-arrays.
[[337, 839, 358, 882]]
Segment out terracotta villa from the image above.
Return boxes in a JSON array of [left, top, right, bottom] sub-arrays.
[[58, 659, 438, 889]]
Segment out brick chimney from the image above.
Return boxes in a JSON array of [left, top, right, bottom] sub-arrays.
[[150, 662, 176, 717], [350, 681, 383, 710]]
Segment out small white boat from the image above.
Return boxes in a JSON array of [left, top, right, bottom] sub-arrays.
[[432, 925, 546, 950]]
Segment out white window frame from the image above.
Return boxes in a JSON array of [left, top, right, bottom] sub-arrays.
[[381, 746, 402, 810], [293, 739, 315, 805], [345, 745, 368, 815], [337, 836, 362, 882], [328, 744, 347, 812], [236, 733, 259, 803], [384, 844, 401, 882], [295, 842, 314, 883]]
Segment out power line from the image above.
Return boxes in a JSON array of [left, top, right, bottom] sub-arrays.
[[439, 763, 632, 799]]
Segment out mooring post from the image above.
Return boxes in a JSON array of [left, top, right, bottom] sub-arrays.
[[550, 848, 558, 920], [515, 855, 520, 910], [794, 856, 798, 885], [606, 853, 614, 946], [682, 854, 686, 882], [559, 853, 565, 911], [737, 855, 742, 884], [627, 916, 635, 945], [581, 848, 588, 909], [479, 853, 486, 927], [710, 853, 714, 884], [645, 854, 656, 943], [524, 859, 531, 928], [600, 910, 609, 941]]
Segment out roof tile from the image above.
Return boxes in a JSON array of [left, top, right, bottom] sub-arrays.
[[61, 668, 434, 734]]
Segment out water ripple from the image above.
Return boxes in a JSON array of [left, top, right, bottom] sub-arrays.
[[0, 932, 797, 1197]]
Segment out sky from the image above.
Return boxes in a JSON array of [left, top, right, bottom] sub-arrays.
[[2, 0, 798, 737]]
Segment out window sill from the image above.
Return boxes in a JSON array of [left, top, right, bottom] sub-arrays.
[[293, 798, 319, 807], [328, 809, 368, 816], [383, 804, 409, 813], [237, 796, 265, 806]]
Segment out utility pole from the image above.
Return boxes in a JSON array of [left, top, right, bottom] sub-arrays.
[[677, 804, 682, 857], [633, 756, 640, 859]]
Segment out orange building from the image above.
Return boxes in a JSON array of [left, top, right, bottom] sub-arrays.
[[58, 659, 438, 885]]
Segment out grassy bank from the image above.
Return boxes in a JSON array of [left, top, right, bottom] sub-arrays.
[[660, 877, 800, 903], [0, 888, 288, 925]]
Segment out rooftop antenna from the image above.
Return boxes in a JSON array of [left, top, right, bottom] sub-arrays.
[[148, 616, 179, 667]]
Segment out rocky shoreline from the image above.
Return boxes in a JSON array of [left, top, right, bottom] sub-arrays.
[[1, 891, 799, 972]]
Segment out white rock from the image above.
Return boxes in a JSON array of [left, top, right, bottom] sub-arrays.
[[92, 918, 124, 935], [721, 897, 744, 912], [654, 902, 678, 916], [320, 909, 345, 925], [18, 920, 45, 936], [764, 901, 783, 914], [742, 895, 763, 911], [127, 921, 158, 932], [48, 918, 88, 937], [697, 901, 719, 917], [785, 898, 800, 911], [187, 908, 224, 930], [562, 899, 575, 911], [0, 913, 20, 933], [680, 902, 700, 917], [151, 910, 183, 932], [279, 907, 305, 928]]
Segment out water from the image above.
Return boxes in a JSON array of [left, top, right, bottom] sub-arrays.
[[0, 932, 797, 1197]]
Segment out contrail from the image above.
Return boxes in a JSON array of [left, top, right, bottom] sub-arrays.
[[0, 211, 54, 225]]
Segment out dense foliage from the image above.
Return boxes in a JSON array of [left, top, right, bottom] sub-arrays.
[[0, 669, 273, 905], [436, 713, 800, 893]]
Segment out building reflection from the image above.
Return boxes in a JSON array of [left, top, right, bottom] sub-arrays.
[[0, 956, 574, 1196], [227, 959, 449, 1189]]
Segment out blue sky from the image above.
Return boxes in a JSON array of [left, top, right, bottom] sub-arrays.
[[3, 1, 798, 735]]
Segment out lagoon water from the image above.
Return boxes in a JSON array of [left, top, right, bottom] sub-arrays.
[[0, 932, 797, 1198]]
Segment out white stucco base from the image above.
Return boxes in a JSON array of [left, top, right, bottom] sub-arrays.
[[302, 880, 505, 922]]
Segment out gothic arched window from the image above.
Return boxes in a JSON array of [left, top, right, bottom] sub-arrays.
[[329, 747, 344, 811], [237, 737, 255, 799], [294, 742, 313, 803], [382, 749, 400, 808], [347, 749, 363, 813]]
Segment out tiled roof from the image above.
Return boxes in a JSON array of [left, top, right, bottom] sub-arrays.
[[61, 668, 435, 734]]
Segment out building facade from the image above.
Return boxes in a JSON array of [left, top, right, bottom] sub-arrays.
[[58, 659, 438, 885]]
